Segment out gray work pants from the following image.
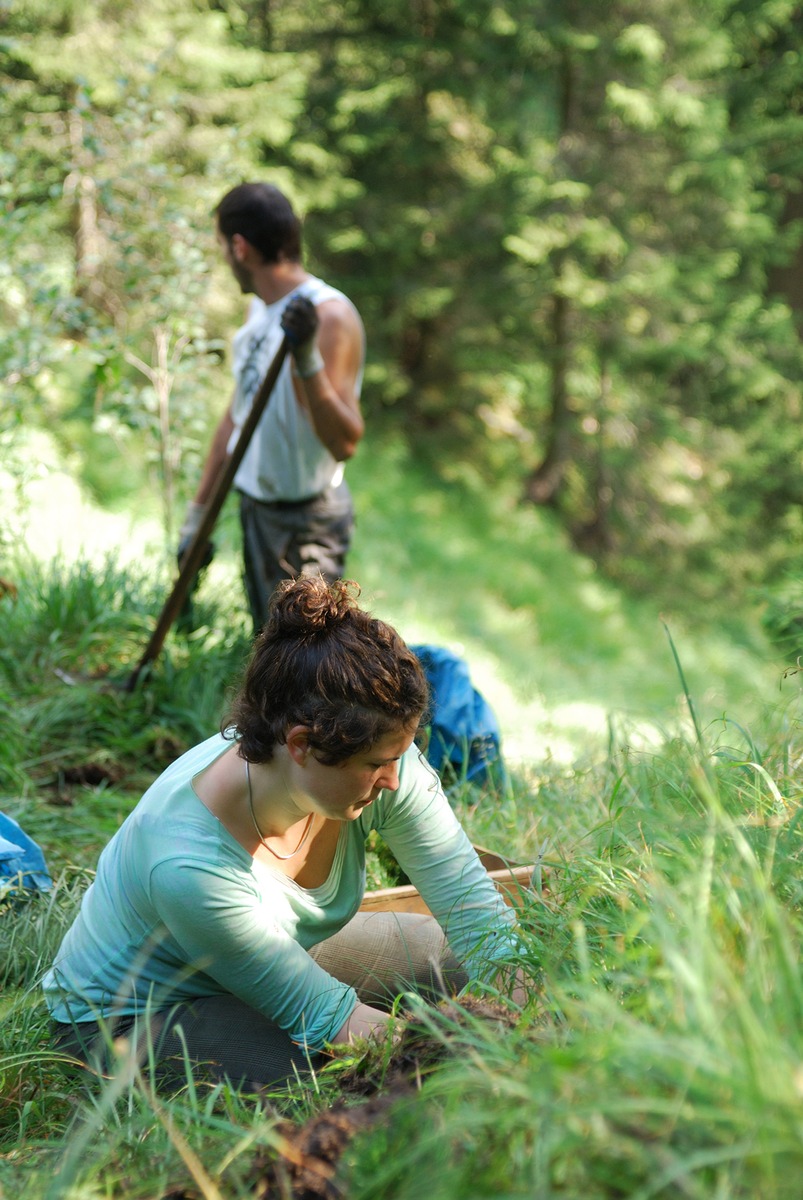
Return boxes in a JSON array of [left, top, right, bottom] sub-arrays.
[[239, 483, 354, 634]]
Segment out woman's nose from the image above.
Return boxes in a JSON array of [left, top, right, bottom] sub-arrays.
[[378, 764, 400, 792]]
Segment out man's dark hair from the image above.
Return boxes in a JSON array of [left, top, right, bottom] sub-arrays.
[[215, 182, 303, 263]]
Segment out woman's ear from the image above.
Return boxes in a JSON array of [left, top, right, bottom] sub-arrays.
[[285, 725, 311, 765]]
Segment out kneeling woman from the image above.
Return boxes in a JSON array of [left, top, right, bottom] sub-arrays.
[[44, 577, 525, 1089]]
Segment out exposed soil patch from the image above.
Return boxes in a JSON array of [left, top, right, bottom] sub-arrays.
[[45, 760, 123, 805], [250, 997, 517, 1200], [60, 762, 122, 786], [252, 1089, 404, 1200]]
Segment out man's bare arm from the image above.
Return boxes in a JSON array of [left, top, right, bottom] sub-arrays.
[[289, 297, 365, 462]]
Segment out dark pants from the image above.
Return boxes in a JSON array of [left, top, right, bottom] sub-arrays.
[[239, 483, 354, 634], [51, 912, 467, 1094]]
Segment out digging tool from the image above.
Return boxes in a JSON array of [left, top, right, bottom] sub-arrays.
[[124, 336, 290, 693]]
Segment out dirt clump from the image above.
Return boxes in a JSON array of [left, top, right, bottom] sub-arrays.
[[252, 1089, 401, 1200]]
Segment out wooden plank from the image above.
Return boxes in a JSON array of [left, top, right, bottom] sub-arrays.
[[360, 861, 537, 916], [473, 844, 516, 873]]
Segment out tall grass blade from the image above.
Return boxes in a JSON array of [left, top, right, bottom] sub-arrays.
[[662, 619, 705, 752]]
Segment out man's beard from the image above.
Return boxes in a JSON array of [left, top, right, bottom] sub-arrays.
[[231, 261, 254, 294]]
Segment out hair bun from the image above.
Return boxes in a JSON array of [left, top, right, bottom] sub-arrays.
[[270, 577, 360, 637]]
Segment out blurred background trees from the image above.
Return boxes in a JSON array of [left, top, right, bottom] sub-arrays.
[[2, 0, 801, 599]]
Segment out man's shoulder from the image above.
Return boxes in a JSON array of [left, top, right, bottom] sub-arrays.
[[301, 276, 358, 312], [303, 279, 365, 350]]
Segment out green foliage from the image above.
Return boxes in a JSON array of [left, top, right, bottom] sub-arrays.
[[0, 0, 303, 538], [760, 574, 803, 663], [493, 1, 803, 592], [2, 0, 803, 593], [3, 9, 803, 1192]]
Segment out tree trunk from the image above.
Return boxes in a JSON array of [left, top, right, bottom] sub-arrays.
[[524, 46, 577, 508], [572, 347, 614, 556], [768, 188, 803, 330], [66, 106, 102, 303], [525, 286, 571, 505], [64, 96, 118, 320]]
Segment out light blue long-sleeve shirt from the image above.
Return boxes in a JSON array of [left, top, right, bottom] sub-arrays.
[[43, 734, 518, 1050]]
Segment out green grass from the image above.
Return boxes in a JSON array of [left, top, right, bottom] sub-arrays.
[[3, 706, 802, 1198], [340, 741, 803, 1200], [2, 435, 803, 1198]]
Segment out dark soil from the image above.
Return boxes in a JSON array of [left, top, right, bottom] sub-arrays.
[[249, 996, 517, 1200], [44, 760, 123, 806]]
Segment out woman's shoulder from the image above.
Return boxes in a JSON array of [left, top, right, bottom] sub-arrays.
[[125, 735, 243, 858]]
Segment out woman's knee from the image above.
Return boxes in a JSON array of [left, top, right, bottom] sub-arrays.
[[310, 911, 467, 1000]]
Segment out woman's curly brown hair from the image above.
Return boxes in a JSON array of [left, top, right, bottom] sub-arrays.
[[223, 577, 430, 764]]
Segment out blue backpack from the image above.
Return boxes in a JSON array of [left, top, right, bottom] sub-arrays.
[[0, 812, 53, 899], [411, 644, 506, 788]]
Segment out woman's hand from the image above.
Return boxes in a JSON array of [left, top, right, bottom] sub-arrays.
[[332, 1002, 391, 1045], [509, 965, 531, 1009], [481, 963, 533, 1010]]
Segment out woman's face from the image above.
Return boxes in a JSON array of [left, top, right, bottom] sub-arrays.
[[294, 725, 417, 821]]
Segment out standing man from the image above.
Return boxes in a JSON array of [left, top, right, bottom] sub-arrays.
[[179, 182, 365, 633]]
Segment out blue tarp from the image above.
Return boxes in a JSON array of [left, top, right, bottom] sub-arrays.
[[411, 644, 505, 788], [0, 812, 53, 899]]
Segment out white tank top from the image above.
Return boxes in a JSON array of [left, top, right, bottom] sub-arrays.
[[228, 276, 364, 502]]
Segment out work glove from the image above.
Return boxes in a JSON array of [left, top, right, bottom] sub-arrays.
[[176, 500, 215, 635], [177, 501, 215, 570], [281, 294, 324, 378]]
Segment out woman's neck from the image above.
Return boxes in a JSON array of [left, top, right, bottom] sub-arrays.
[[242, 749, 308, 837]]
